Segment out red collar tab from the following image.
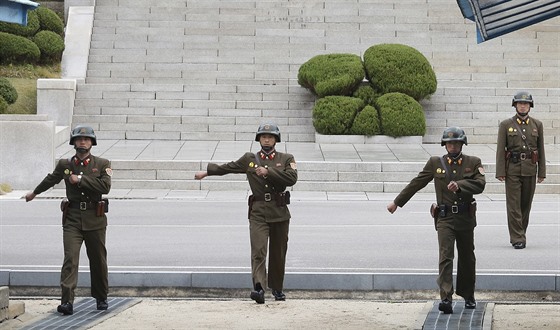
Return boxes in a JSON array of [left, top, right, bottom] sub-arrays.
[[259, 151, 276, 160], [74, 157, 90, 166]]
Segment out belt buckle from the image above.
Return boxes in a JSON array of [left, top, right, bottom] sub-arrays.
[[264, 193, 272, 202], [520, 153, 527, 160], [79, 202, 87, 211], [451, 205, 459, 214]]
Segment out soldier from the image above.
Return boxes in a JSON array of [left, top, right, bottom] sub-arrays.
[[195, 123, 297, 304], [25, 125, 112, 315], [496, 91, 546, 249], [387, 127, 486, 314]]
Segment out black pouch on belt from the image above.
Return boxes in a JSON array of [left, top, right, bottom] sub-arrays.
[[60, 198, 70, 225], [96, 200, 105, 217], [531, 150, 538, 164]]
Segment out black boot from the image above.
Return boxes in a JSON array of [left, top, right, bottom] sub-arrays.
[[465, 296, 476, 309], [272, 290, 286, 301], [57, 302, 73, 315], [438, 299, 453, 314], [250, 289, 265, 304], [97, 299, 108, 310]]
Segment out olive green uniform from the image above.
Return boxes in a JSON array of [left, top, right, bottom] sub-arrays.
[[393, 154, 486, 301], [496, 116, 546, 245], [207, 151, 297, 291], [33, 155, 112, 304]]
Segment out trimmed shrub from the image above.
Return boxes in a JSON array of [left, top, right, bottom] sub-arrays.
[[352, 84, 381, 107], [363, 43, 437, 101], [0, 96, 7, 113], [313, 96, 364, 135], [33, 30, 65, 63], [350, 105, 381, 136], [378, 92, 426, 137], [0, 32, 41, 64], [0, 78, 18, 104], [298, 53, 365, 98], [35, 7, 64, 36], [0, 10, 40, 37]]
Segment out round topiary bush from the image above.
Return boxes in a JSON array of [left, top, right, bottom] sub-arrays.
[[378, 92, 426, 137], [363, 43, 437, 101], [0, 10, 40, 37], [35, 7, 64, 36], [352, 84, 381, 107], [313, 96, 364, 135], [33, 30, 65, 63], [0, 32, 41, 64], [0, 97, 7, 114], [298, 53, 365, 98], [0, 78, 18, 104], [350, 105, 381, 136]]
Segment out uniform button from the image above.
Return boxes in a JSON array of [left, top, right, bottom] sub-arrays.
[[453, 170, 457, 174], [265, 185, 269, 188]]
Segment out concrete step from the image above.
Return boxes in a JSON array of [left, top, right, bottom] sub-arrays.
[[105, 160, 560, 194]]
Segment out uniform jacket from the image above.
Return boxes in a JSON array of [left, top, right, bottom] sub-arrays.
[[394, 154, 486, 231], [496, 115, 546, 178], [33, 154, 112, 230], [207, 151, 297, 223]]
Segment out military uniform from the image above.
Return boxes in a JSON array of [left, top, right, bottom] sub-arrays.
[[206, 150, 297, 292], [496, 115, 546, 245], [33, 154, 112, 304], [393, 154, 486, 302]]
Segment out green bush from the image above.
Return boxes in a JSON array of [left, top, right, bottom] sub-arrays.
[[313, 96, 364, 135], [35, 7, 64, 36], [33, 31, 65, 63], [0, 78, 18, 104], [0, 10, 40, 37], [363, 43, 437, 101], [0, 32, 41, 64], [298, 54, 365, 98], [0, 96, 7, 114], [377, 92, 426, 137], [352, 84, 381, 107], [350, 105, 381, 135]]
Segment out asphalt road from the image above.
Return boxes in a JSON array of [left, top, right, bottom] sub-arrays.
[[1, 197, 559, 275]]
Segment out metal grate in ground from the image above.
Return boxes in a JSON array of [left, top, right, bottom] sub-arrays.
[[422, 301, 489, 329], [22, 297, 140, 330]]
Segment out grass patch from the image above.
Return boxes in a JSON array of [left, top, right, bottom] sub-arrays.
[[1, 63, 61, 115]]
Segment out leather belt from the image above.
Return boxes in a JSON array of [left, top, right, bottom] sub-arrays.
[[511, 151, 528, 160], [68, 201, 96, 211], [439, 203, 470, 214], [252, 192, 284, 202]]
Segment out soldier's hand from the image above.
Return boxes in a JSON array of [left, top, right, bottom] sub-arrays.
[[537, 177, 545, 183], [25, 192, 36, 202], [69, 174, 79, 185], [255, 166, 269, 177], [447, 181, 460, 192], [497, 176, 505, 182], [387, 202, 398, 214], [194, 171, 207, 180]]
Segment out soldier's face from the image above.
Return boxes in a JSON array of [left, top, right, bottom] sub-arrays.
[[74, 137, 93, 154], [445, 141, 462, 155], [259, 134, 277, 151], [515, 102, 531, 116]]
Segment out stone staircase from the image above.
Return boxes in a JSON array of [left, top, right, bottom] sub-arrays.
[[67, 0, 559, 193], [109, 159, 560, 194]]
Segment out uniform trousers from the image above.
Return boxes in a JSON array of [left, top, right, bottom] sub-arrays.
[[436, 225, 476, 301], [505, 175, 536, 244], [249, 218, 290, 291], [61, 214, 108, 303]]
